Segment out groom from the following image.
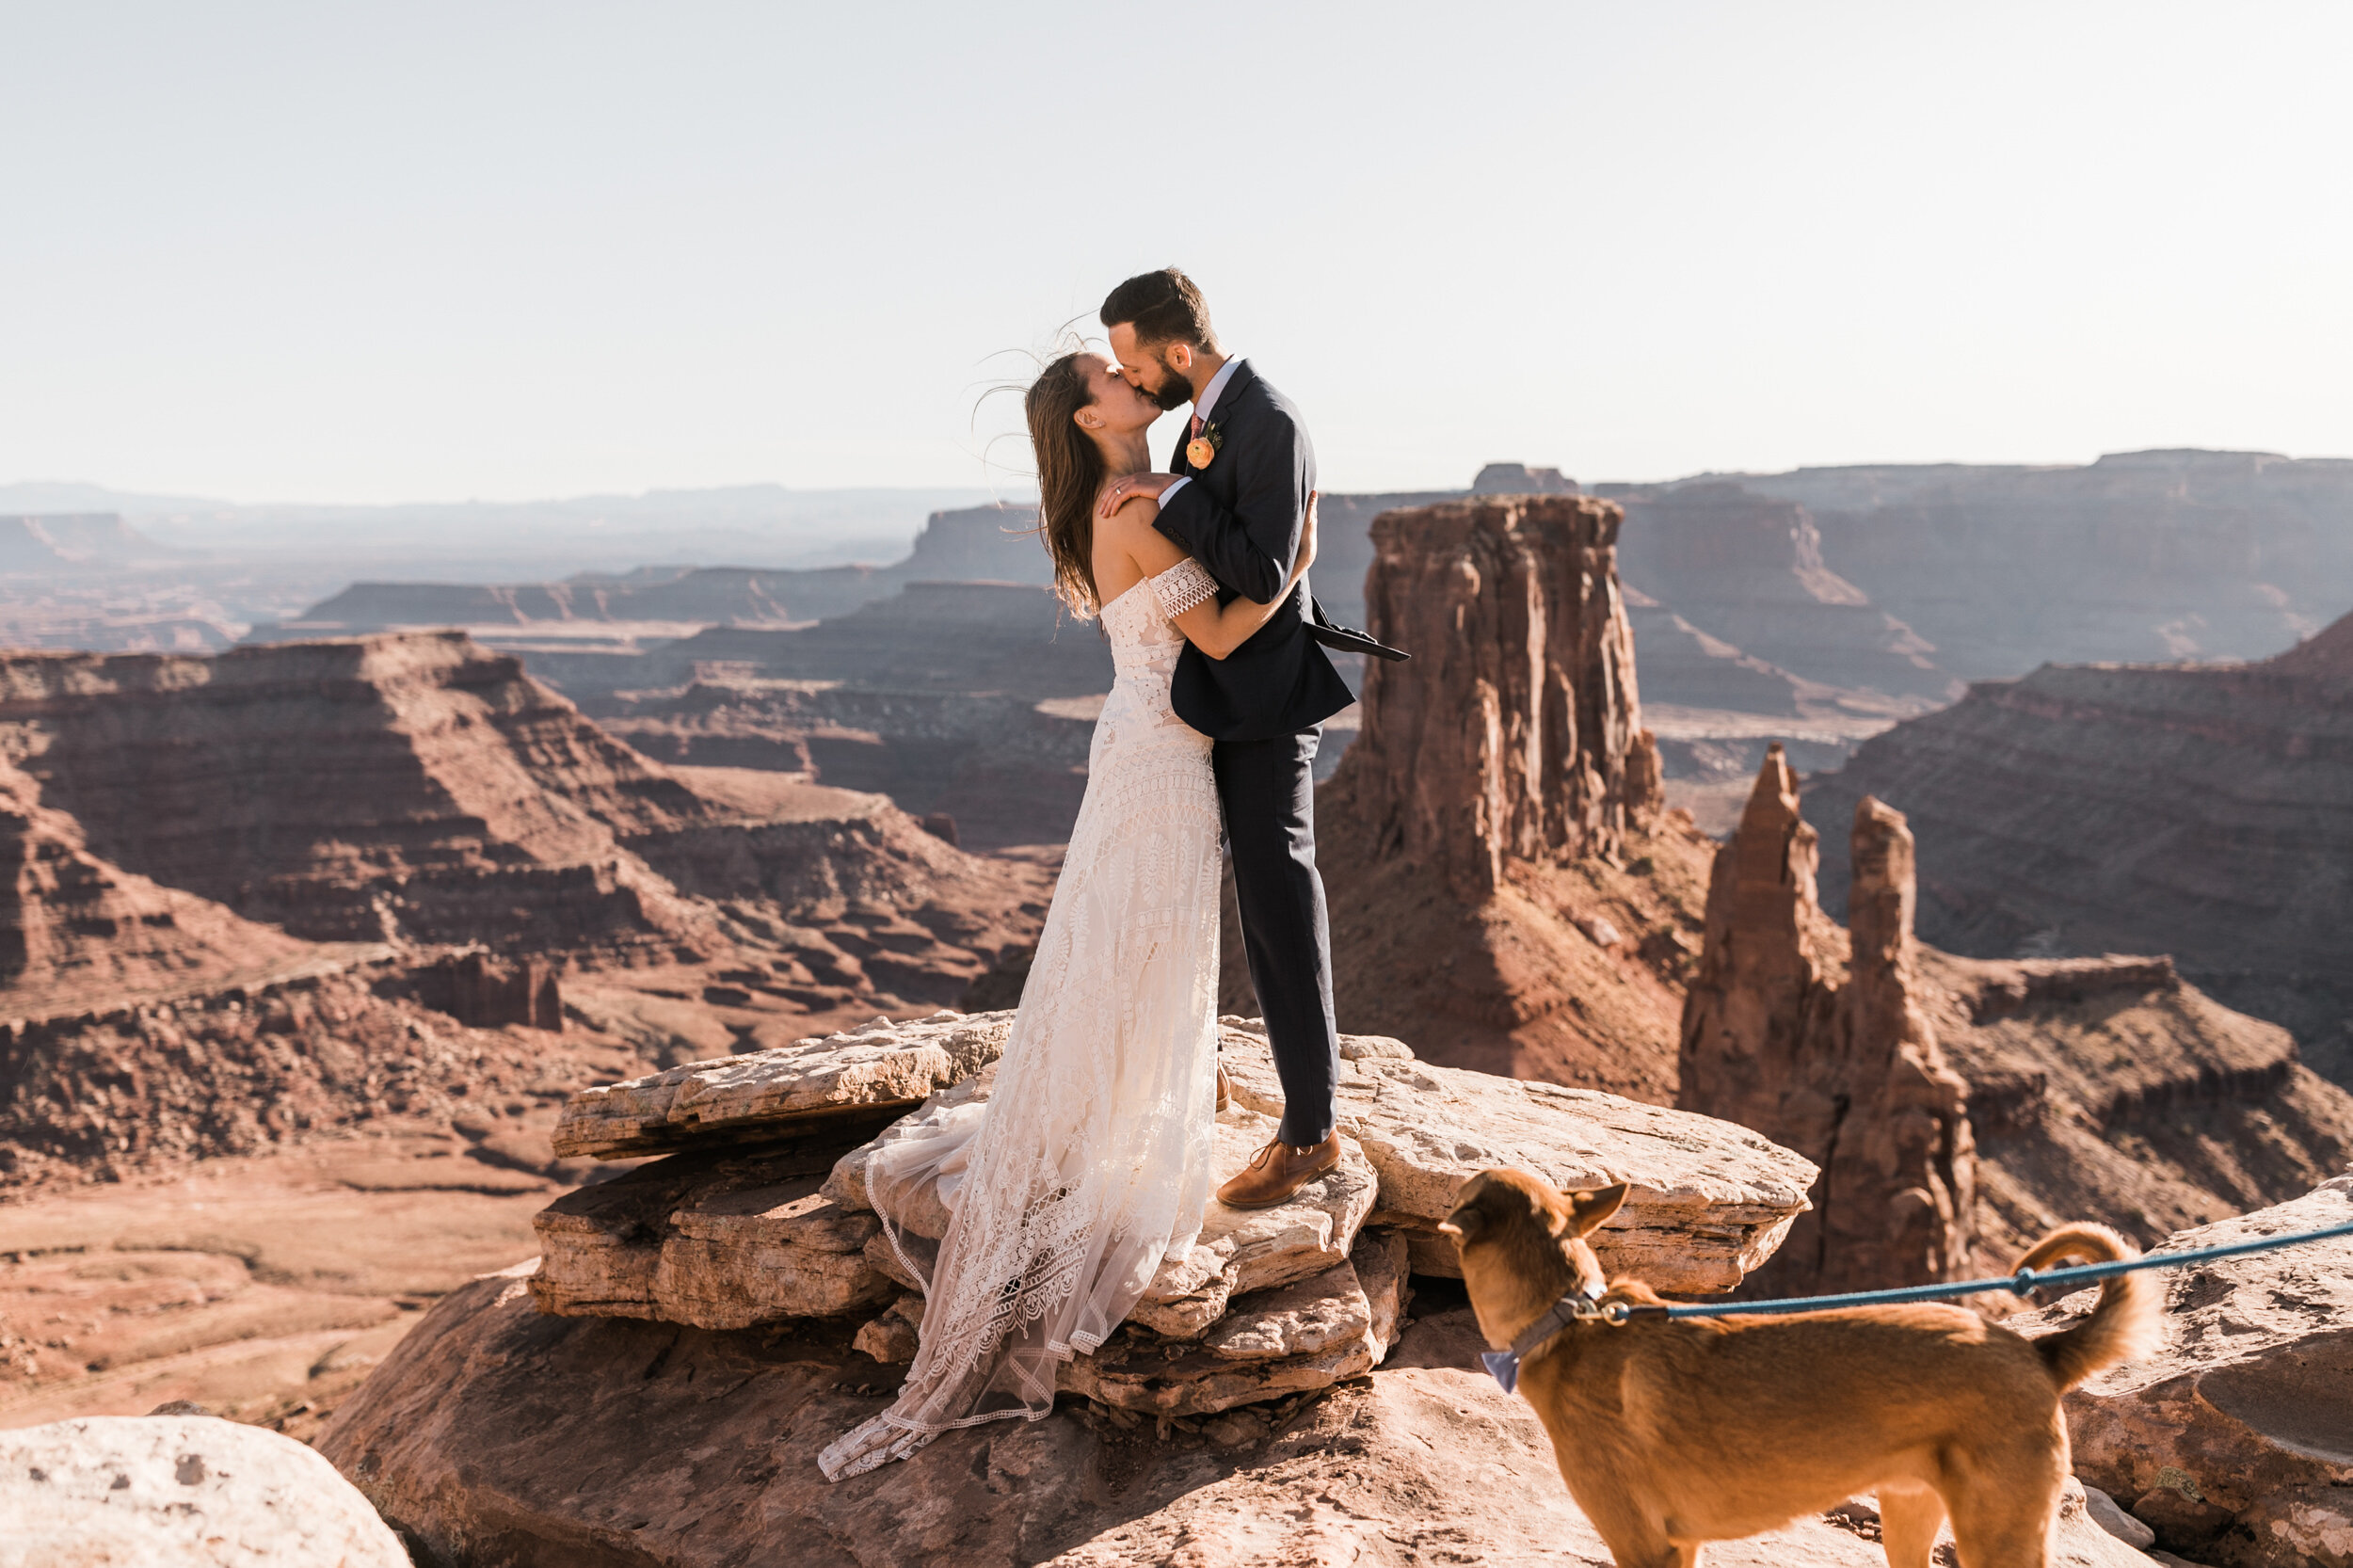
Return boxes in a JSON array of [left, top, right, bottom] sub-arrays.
[[1096, 267, 1406, 1209]]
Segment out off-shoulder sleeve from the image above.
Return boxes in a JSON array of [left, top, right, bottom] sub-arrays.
[[1148, 556, 1220, 620]]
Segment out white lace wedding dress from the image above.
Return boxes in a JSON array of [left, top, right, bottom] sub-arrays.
[[819, 559, 1226, 1480]]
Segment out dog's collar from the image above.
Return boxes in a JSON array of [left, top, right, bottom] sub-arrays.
[[1481, 1277, 1616, 1395]]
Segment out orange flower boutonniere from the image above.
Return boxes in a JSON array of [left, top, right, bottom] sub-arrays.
[[1185, 422, 1223, 471]]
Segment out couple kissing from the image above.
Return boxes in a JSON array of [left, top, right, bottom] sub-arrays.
[[820, 267, 1404, 1480]]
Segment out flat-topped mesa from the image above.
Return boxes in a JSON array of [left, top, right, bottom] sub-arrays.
[[1333, 495, 1662, 897], [530, 1008, 1817, 1416], [0, 632, 718, 952], [1678, 746, 1974, 1293]]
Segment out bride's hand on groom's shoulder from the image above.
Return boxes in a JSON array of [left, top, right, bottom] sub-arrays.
[[1098, 472, 1181, 520]]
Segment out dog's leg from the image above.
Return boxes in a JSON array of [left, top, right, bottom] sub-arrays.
[[1578, 1497, 1686, 1568], [1876, 1485, 1945, 1568], [1945, 1470, 2058, 1568]]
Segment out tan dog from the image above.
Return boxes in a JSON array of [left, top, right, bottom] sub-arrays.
[[1440, 1169, 2160, 1568]]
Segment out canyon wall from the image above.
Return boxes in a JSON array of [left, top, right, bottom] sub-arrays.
[[1610, 483, 1960, 710], [1740, 449, 2353, 676], [0, 633, 716, 952], [1803, 607, 2353, 1074]]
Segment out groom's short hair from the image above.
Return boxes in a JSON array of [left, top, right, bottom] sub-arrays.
[[1101, 268, 1219, 352]]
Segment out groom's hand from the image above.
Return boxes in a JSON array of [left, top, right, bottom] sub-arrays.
[[1098, 472, 1182, 519]]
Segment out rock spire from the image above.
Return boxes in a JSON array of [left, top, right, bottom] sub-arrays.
[[1335, 494, 1662, 898], [1677, 744, 1975, 1292]]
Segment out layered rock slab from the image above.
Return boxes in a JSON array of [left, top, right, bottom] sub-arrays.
[[529, 1128, 895, 1323], [536, 1069, 1380, 1352], [1, 1413, 408, 1567], [1215, 1022, 1816, 1291], [1058, 1228, 1410, 1418], [2020, 1177, 2353, 1568], [552, 1009, 1011, 1159], [325, 1264, 2147, 1568]]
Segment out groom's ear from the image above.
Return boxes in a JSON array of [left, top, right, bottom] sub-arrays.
[[1166, 342, 1193, 375]]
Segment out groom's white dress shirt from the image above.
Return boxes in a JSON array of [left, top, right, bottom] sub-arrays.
[[1155, 354, 1242, 511]]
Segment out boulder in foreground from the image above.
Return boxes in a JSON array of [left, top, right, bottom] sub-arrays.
[[319, 1262, 2151, 1567], [2020, 1176, 2353, 1568], [0, 1413, 408, 1567]]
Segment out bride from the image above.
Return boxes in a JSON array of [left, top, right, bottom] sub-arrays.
[[818, 350, 1316, 1480]]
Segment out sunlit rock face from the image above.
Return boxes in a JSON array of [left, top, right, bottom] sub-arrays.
[[1677, 748, 1975, 1293]]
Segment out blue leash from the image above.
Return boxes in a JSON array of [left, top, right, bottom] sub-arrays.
[[1481, 1212, 2353, 1396]]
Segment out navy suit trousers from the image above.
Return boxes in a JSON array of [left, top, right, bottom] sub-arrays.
[[1214, 726, 1339, 1146]]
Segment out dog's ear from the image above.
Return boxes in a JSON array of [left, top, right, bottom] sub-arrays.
[[1436, 1208, 1485, 1243], [1438, 1174, 1499, 1243], [1562, 1181, 1630, 1239]]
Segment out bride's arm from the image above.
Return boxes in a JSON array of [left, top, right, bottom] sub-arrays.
[[1112, 493, 1317, 660]]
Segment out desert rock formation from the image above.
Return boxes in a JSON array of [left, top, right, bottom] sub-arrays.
[[1677, 749, 1974, 1290], [1803, 608, 2353, 1076], [1610, 482, 1960, 710], [262, 502, 1052, 642], [0, 630, 1059, 1197], [1306, 493, 1722, 1098], [1683, 746, 2353, 1287], [594, 680, 1096, 849], [1749, 449, 2353, 675], [577, 583, 1110, 848], [315, 1011, 2160, 1567], [319, 1266, 2141, 1568], [0, 631, 1045, 985], [520, 1011, 1811, 1420], [0, 632, 718, 951], [0, 756, 328, 1019], [0, 1413, 408, 1566], [2018, 1176, 2353, 1568], [1340, 495, 1655, 892]]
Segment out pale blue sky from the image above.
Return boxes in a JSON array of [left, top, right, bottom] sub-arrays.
[[4, 2, 2347, 503]]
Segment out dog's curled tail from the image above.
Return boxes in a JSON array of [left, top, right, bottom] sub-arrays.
[[2016, 1223, 2162, 1390]]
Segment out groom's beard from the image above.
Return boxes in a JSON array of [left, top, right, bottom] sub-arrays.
[[1145, 362, 1193, 412]]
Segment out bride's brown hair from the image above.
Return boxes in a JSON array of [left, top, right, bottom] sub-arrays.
[[1025, 352, 1103, 615]]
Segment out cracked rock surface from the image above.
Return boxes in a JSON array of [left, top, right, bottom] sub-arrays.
[[2020, 1177, 2353, 1568]]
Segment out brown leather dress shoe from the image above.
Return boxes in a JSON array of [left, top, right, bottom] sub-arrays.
[[1215, 1060, 1232, 1114], [1215, 1132, 1341, 1209]]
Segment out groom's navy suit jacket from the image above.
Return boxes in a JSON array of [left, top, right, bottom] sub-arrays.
[[1151, 360, 1404, 743]]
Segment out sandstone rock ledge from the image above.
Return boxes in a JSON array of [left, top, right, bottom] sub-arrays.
[[2020, 1176, 2353, 1568], [527, 1010, 1815, 1419], [322, 1265, 2153, 1568], [315, 1012, 2169, 1568]]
